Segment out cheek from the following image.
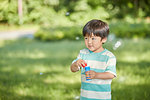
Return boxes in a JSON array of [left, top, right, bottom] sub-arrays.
[[93, 41, 99, 45], [93, 41, 101, 46], [84, 40, 88, 45]]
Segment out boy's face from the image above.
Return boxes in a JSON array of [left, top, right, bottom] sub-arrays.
[[84, 33, 107, 53]]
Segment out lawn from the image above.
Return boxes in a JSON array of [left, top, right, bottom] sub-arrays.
[[0, 38, 150, 100]]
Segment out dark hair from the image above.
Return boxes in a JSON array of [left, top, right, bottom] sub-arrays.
[[83, 19, 109, 39]]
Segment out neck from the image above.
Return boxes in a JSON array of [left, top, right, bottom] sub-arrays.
[[93, 47, 104, 53]]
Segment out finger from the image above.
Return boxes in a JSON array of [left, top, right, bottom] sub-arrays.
[[85, 71, 90, 74], [78, 60, 83, 66], [82, 62, 87, 67], [89, 71, 93, 74], [83, 61, 87, 66], [81, 62, 85, 67], [78, 63, 83, 67]]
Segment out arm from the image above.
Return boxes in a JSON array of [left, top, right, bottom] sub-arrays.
[[70, 59, 86, 72], [86, 71, 115, 79], [90, 55, 116, 79]]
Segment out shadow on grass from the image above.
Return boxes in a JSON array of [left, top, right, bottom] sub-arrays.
[[0, 69, 80, 100], [117, 60, 150, 76], [112, 84, 150, 100], [112, 60, 150, 100], [117, 60, 150, 68]]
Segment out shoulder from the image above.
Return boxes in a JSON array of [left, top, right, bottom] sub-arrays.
[[79, 48, 90, 54], [102, 49, 116, 58]]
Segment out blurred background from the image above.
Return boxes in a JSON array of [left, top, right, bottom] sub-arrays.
[[0, 0, 150, 100]]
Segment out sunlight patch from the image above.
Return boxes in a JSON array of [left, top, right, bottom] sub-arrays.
[[0, 40, 5, 47], [14, 85, 39, 97], [119, 52, 140, 62], [15, 87, 30, 96], [43, 74, 80, 84], [7, 51, 46, 59], [32, 65, 51, 74], [141, 51, 150, 61], [123, 55, 139, 62], [1, 66, 12, 72]]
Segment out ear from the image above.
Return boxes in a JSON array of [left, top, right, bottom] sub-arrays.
[[102, 37, 107, 43]]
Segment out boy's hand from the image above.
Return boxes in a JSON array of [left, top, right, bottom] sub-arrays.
[[75, 59, 86, 68], [85, 70, 97, 79], [71, 59, 86, 72]]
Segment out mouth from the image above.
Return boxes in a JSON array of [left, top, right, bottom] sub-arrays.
[[88, 45, 93, 48]]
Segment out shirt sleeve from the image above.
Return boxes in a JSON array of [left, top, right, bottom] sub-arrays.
[[105, 57, 117, 77], [72, 52, 81, 64]]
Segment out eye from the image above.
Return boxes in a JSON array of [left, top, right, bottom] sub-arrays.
[[84, 37, 88, 40], [92, 38, 96, 40]]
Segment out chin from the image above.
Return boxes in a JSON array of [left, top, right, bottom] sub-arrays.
[[88, 48, 94, 51]]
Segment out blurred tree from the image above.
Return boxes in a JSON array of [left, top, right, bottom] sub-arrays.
[[18, 0, 23, 25], [0, 0, 150, 25], [103, 0, 150, 18]]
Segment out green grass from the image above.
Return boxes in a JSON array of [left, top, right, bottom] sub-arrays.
[[0, 38, 150, 100]]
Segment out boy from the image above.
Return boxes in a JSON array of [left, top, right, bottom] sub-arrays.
[[70, 19, 117, 100]]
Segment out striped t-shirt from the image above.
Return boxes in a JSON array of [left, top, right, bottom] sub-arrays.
[[73, 48, 117, 100]]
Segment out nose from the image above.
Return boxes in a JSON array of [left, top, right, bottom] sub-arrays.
[[88, 38, 92, 44]]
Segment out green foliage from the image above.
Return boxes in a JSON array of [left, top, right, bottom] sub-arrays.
[[110, 21, 150, 38], [0, 39, 150, 100], [34, 21, 150, 41], [0, 0, 70, 25], [69, 7, 109, 25], [103, 0, 150, 18], [87, 0, 102, 9], [0, 0, 18, 24], [1, 0, 149, 25], [34, 26, 83, 41]]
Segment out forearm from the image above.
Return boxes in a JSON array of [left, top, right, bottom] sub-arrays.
[[94, 72, 115, 79]]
